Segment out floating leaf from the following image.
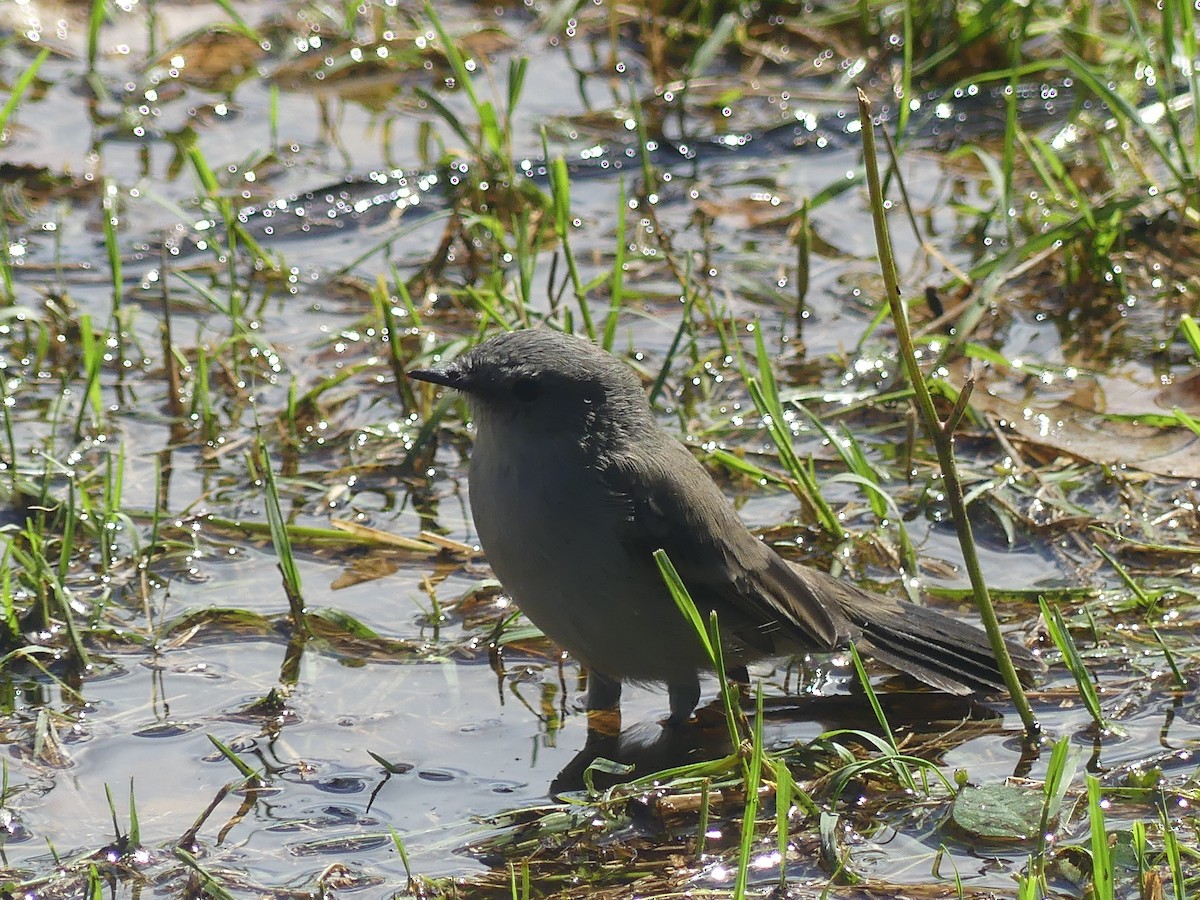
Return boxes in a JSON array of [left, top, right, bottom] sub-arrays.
[[951, 784, 1044, 841], [970, 388, 1200, 478]]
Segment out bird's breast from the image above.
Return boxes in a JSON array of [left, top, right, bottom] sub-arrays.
[[466, 429, 707, 681]]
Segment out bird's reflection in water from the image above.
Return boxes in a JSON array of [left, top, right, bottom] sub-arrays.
[[550, 712, 734, 796], [550, 686, 1011, 796]]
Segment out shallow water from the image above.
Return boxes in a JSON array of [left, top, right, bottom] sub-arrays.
[[3, 0, 1198, 896]]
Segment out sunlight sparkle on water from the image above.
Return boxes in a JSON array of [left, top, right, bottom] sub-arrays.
[[753, 850, 782, 870]]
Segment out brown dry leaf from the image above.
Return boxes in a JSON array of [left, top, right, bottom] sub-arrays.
[[271, 40, 427, 102], [696, 194, 800, 228], [1154, 368, 1200, 415], [458, 27, 516, 58], [330, 554, 399, 590], [971, 388, 1200, 479], [151, 27, 264, 85], [33, 721, 74, 769]]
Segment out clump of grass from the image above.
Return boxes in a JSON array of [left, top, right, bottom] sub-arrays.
[[411, 4, 553, 309], [103, 779, 141, 857], [1038, 596, 1119, 738], [743, 328, 843, 540]]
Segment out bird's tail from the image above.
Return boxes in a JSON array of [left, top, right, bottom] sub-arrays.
[[790, 564, 1043, 695]]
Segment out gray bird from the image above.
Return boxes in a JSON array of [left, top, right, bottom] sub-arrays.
[[410, 328, 1040, 725]]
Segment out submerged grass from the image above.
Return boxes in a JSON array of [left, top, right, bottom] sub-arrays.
[[1, 0, 1200, 896]]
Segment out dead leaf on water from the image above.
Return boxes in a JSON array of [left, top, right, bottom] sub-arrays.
[[695, 194, 801, 229], [457, 27, 516, 58], [148, 26, 264, 86], [971, 387, 1200, 479], [1154, 368, 1200, 415], [330, 554, 399, 590]]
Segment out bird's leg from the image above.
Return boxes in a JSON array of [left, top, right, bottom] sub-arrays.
[[586, 670, 622, 709], [666, 679, 701, 726], [586, 670, 622, 737]]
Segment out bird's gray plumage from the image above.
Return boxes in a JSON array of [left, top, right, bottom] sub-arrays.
[[410, 328, 1040, 724]]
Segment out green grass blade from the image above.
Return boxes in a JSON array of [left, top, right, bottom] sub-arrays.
[[654, 549, 742, 752], [0, 49, 50, 133], [255, 436, 309, 637], [1086, 775, 1113, 900], [1038, 596, 1108, 732], [732, 682, 764, 900]]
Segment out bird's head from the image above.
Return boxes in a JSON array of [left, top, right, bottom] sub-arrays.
[[409, 329, 652, 446]]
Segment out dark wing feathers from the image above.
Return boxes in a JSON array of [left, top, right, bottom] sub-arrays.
[[603, 439, 1042, 693], [603, 442, 856, 652]]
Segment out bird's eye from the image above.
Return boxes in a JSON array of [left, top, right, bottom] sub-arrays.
[[512, 377, 540, 402]]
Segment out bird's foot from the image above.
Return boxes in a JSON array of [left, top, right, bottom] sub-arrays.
[[666, 680, 701, 727]]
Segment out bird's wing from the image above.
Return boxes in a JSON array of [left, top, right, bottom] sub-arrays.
[[601, 440, 858, 654], [602, 440, 1043, 695]]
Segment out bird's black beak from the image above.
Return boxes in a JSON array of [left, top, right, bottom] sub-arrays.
[[409, 363, 466, 390]]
